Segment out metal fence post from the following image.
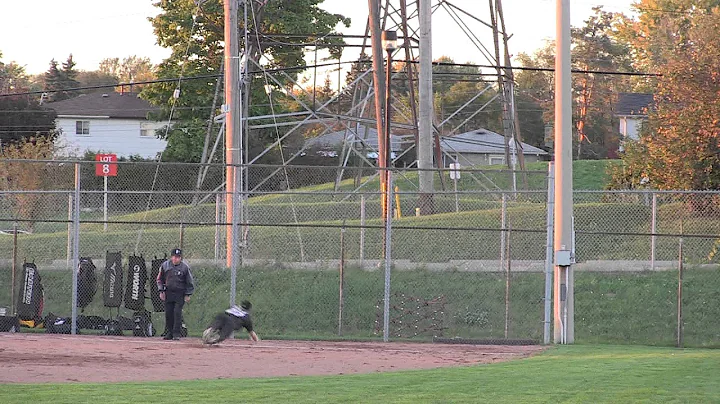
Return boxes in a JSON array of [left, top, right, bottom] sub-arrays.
[[500, 193, 507, 272], [544, 162, 555, 345], [71, 162, 81, 335], [360, 195, 366, 266], [215, 193, 221, 263], [651, 193, 657, 271], [339, 221, 346, 336], [383, 171, 393, 343], [67, 193, 72, 269]]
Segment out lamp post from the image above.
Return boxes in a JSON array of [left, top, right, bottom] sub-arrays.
[[381, 30, 397, 218], [381, 29, 397, 343]]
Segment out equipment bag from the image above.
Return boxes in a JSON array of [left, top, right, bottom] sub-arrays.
[[77, 257, 98, 311], [104, 319, 123, 336], [103, 251, 123, 307], [45, 313, 72, 334], [124, 255, 147, 311], [17, 262, 44, 321], [77, 315, 107, 330], [149, 256, 166, 312], [132, 310, 154, 337]]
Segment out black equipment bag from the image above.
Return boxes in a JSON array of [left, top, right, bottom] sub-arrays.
[[103, 251, 123, 307], [132, 310, 154, 337], [149, 256, 166, 312], [77, 257, 98, 311], [17, 262, 44, 321], [45, 313, 72, 334], [124, 255, 147, 311], [77, 315, 107, 330], [104, 319, 123, 336]]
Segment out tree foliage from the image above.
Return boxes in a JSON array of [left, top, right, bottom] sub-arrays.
[[615, 10, 720, 190], [0, 137, 69, 232], [515, 7, 634, 159], [99, 55, 155, 91], [142, 0, 350, 163], [0, 52, 57, 144], [43, 54, 80, 101]]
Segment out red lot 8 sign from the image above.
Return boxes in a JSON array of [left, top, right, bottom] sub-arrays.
[[95, 154, 118, 176]]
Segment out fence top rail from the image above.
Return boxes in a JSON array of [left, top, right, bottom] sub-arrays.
[[0, 158, 546, 174]]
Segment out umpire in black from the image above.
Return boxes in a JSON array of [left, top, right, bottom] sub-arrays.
[[157, 248, 195, 340]]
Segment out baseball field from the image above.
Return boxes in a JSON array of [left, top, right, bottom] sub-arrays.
[[0, 334, 719, 403]]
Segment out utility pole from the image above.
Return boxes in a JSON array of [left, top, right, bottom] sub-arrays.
[[418, 0, 434, 214], [554, 0, 574, 344], [224, 0, 242, 304], [367, 0, 387, 216]]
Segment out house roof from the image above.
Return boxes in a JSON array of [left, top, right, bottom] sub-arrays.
[[305, 125, 408, 152], [305, 125, 547, 156], [440, 129, 548, 155], [616, 93, 654, 116], [46, 92, 160, 119]]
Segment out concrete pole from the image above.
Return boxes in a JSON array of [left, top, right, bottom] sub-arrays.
[[553, 0, 574, 344], [224, 0, 241, 271], [418, 0, 434, 213]]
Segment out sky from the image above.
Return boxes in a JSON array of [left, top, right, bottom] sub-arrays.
[[0, 0, 637, 77]]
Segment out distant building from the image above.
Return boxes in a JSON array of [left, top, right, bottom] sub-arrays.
[[46, 92, 167, 159], [616, 92, 654, 143], [305, 125, 547, 167]]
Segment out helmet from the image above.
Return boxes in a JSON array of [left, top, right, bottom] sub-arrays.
[[240, 300, 252, 310]]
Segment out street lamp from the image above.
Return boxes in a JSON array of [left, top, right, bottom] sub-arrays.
[[381, 30, 397, 214], [381, 28, 397, 344]]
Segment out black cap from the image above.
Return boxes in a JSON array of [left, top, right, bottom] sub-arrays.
[[240, 300, 252, 310], [171, 248, 182, 257]]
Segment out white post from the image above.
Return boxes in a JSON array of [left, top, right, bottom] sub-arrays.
[[544, 162, 555, 344], [418, 0, 434, 212], [383, 171, 393, 342], [554, 0, 574, 344], [651, 193, 657, 271], [454, 177, 459, 213], [103, 175, 108, 232], [71, 163, 81, 335]]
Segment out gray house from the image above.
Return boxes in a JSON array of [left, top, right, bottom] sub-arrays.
[[439, 129, 548, 167], [305, 125, 547, 167]]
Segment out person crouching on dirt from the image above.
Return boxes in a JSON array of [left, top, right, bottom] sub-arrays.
[[202, 300, 259, 345], [157, 248, 195, 340]]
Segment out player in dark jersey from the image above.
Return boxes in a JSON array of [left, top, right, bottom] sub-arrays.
[[202, 300, 259, 345]]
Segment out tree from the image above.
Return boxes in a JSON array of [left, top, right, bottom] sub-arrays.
[[515, 8, 634, 159], [615, 0, 720, 91], [43, 54, 81, 101], [99, 55, 155, 91], [76, 70, 120, 93], [0, 52, 57, 144], [616, 11, 720, 191], [0, 137, 70, 232], [141, 0, 350, 163]]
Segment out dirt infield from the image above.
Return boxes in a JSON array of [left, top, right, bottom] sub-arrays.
[[0, 334, 544, 383]]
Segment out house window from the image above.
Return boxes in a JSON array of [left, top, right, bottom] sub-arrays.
[[75, 121, 90, 135], [140, 129, 155, 138], [489, 156, 505, 166]]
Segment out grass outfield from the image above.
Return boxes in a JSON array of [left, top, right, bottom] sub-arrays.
[[3, 265, 720, 347], [1, 345, 719, 403]]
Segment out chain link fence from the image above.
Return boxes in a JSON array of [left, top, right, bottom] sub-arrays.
[[0, 160, 719, 347]]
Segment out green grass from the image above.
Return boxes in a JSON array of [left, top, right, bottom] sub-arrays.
[[2, 264, 720, 347], [2, 345, 719, 403]]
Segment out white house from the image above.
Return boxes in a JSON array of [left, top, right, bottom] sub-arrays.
[[46, 92, 167, 159], [616, 93, 654, 143]]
